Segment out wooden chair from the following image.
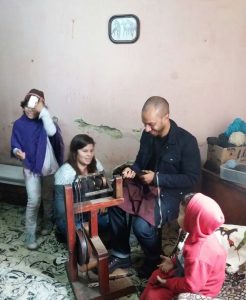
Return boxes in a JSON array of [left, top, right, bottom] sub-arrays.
[[64, 175, 136, 300]]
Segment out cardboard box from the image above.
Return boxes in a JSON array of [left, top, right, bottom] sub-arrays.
[[207, 144, 246, 168]]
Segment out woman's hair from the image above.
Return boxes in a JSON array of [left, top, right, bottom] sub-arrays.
[[20, 89, 45, 108], [181, 193, 196, 207], [67, 134, 97, 174]]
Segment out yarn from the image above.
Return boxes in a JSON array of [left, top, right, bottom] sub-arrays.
[[224, 118, 246, 137], [229, 131, 246, 146]]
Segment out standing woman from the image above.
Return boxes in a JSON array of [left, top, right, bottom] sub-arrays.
[[11, 89, 64, 250], [54, 134, 106, 242]]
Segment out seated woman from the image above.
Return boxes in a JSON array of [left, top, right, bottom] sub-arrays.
[[54, 134, 108, 242]]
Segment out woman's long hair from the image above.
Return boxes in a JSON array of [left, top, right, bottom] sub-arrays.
[[67, 134, 97, 174]]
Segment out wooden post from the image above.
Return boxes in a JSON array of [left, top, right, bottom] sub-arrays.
[[64, 185, 78, 281]]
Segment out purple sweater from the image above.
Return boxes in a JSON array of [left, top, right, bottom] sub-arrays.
[[11, 114, 64, 174]]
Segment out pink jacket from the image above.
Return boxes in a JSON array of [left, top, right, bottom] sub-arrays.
[[165, 193, 227, 297]]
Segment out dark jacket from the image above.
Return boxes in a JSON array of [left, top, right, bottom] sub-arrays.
[[132, 119, 201, 224]]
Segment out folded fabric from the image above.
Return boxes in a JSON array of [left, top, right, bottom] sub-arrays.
[[118, 178, 158, 226]]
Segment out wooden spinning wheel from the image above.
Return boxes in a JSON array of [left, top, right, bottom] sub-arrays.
[[64, 175, 136, 300]]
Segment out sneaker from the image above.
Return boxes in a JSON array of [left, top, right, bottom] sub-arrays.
[[26, 233, 38, 250], [40, 222, 53, 236], [108, 255, 131, 273]]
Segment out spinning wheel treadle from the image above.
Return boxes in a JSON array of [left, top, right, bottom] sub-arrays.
[[64, 174, 136, 300]]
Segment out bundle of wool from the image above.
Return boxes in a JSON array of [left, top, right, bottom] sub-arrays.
[[229, 131, 246, 146], [225, 118, 246, 137]]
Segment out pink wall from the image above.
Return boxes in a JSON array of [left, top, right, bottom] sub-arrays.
[[0, 0, 245, 174]]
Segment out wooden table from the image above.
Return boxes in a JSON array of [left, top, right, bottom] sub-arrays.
[[201, 168, 246, 225]]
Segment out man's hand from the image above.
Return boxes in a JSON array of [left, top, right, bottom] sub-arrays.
[[157, 255, 174, 273], [138, 170, 155, 184], [34, 97, 45, 113], [16, 149, 26, 160], [122, 167, 136, 179]]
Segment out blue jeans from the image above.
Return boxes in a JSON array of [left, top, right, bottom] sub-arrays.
[[109, 206, 161, 261], [24, 169, 54, 236]]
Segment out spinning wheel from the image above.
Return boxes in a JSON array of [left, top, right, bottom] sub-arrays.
[[64, 174, 136, 300]]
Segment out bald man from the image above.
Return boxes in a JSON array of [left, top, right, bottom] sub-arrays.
[[108, 96, 201, 278]]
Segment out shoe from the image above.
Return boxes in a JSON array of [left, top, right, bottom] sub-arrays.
[[26, 233, 38, 250], [55, 229, 67, 243], [41, 222, 53, 236], [108, 255, 131, 273], [137, 259, 159, 279], [40, 228, 52, 236]]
